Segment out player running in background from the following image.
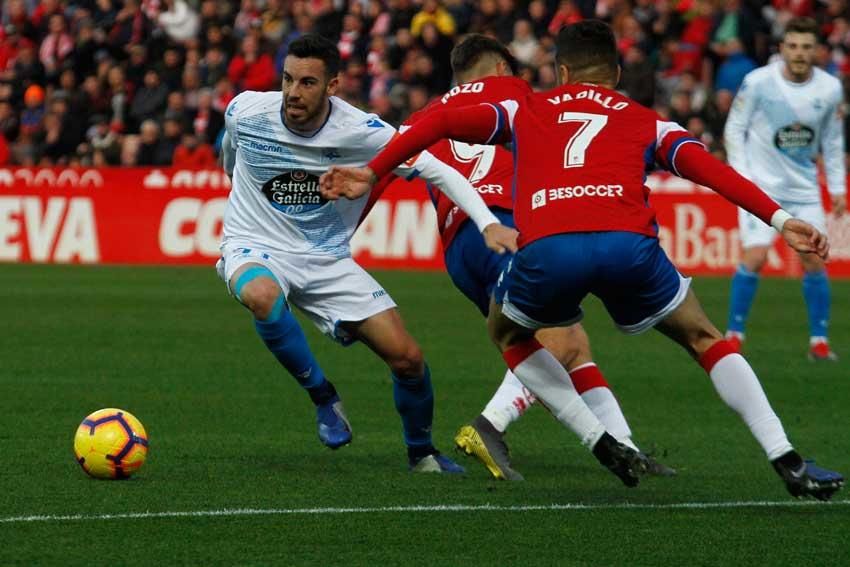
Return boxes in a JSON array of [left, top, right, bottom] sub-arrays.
[[323, 21, 844, 499], [367, 34, 674, 480], [218, 34, 516, 473], [724, 17, 846, 361]]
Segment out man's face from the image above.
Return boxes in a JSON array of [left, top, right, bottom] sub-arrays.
[[781, 31, 816, 78], [282, 56, 337, 128]]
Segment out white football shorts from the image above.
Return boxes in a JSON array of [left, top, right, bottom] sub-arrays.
[[738, 201, 827, 249], [216, 245, 397, 344]]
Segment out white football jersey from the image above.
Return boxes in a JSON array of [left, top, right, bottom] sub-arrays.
[[724, 62, 845, 204], [222, 91, 425, 257]]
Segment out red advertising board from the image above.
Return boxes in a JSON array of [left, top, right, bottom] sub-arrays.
[[0, 167, 848, 277]]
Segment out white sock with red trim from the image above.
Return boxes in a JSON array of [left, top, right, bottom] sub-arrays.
[[700, 340, 793, 460], [571, 362, 638, 451], [481, 369, 536, 433], [503, 339, 606, 449]]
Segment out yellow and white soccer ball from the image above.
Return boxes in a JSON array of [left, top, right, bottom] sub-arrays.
[[74, 408, 149, 479]]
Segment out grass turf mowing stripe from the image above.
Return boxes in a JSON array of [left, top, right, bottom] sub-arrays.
[[4, 500, 849, 524]]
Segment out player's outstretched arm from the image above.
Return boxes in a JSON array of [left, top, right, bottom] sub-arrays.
[[367, 104, 510, 180], [318, 164, 518, 254], [671, 142, 829, 260]]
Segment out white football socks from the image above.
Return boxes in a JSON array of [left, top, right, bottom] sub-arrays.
[[704, 348, 793, 460], [481, 370, 536, 433], [505, 341, 606, 449]]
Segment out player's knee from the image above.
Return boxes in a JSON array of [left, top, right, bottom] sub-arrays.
[[240, 278, 284, 321], [548, 326, 591, 368], [741, 248, 768, 272], [389, 342, 425, 378]]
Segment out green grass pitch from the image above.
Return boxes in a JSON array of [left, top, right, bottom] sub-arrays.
[[1, 264, 848, 565]]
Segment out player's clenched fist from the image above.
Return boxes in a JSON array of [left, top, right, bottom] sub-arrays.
[[780, 218, 830, 260], [319, 166, 377, 200]]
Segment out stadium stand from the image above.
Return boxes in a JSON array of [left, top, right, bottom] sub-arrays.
[[0, 0, 847, 166]]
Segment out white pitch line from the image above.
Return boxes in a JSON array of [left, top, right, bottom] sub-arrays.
[[2, 500, 849, 525]]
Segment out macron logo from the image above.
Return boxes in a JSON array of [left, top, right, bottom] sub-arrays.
[[531, 189, 547, 209], [249, 141, 285, 154]]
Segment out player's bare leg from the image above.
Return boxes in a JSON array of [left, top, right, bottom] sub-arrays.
[[231, 263, 351, 449], [657, 288, 844, 500], [726, 244, 770, 351], [343, 308, 464, 473], [799, 251, 836, 361], [485, 299, 648, 487]]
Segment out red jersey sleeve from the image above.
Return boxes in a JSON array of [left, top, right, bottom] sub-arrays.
[[673, 142, 781, 225], [368, 103, 512, 179]]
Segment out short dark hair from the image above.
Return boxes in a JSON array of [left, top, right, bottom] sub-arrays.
[[784, 17, 819, 39], [287, 34, 341, 78], [450, 34, 519, 78], [555, 20, 618, 82]]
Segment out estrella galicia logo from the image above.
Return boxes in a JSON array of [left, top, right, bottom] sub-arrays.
[[261, 170, 327, 214], [774, 123, 815, 153]]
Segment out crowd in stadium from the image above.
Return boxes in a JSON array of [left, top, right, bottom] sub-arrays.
[[0, 0, 846, 167]]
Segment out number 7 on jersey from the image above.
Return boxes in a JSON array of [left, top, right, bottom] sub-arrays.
[[558, 112, 608, 169]]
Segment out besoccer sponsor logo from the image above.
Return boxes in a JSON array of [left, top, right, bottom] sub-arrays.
[[534, 184, 624, 207], [531, 189, 547, 209]]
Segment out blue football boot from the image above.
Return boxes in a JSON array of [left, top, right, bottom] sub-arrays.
[[773, 452, 844, 501], [316, 395, 352, 449], [410, 451, 466, 474]]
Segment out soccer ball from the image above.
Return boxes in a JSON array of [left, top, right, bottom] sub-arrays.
[[73, 408, 149, 479]]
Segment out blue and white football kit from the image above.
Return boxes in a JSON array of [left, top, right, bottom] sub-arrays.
[[724, 62, 845, 346], [218, 90, 496, 464]]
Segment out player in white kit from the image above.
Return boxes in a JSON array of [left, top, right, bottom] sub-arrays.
[[724, 17, 846, 361], [217, 34, 517, 472]]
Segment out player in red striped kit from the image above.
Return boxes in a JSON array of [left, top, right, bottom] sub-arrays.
[[365, 35, 674, 481], [324, 21, 844, 499]]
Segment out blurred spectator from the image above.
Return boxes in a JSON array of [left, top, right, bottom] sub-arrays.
[[39, 15, 75, 82], [338, 13, 368, 63], [156, 115, 183, 163], [528, 0, 550, 39], [158, 0, 201, 44], [136, 119, 161, 165], [715, 38, 757, 92], [0, 0, 842, 167], [20, 85, 46, 139], [86, 114, 122, 165], [510, 20, 540, 66], [172, 132, 216, 167], [620, 45, 655, 107], [130, 69, 168, 129], [548, 1, 583, 37], [191, 88, 224, 144], [126, 44, 149, 88], [202, 46, 230, 87], [14, 40, 46, 91], [411, 0, 456, 37], [228, 35, 276, 91], [109, 0, 153, 48], [159, 47, 185, 90], [420, 23, 453, 90], [0, 100, 20, 141]]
